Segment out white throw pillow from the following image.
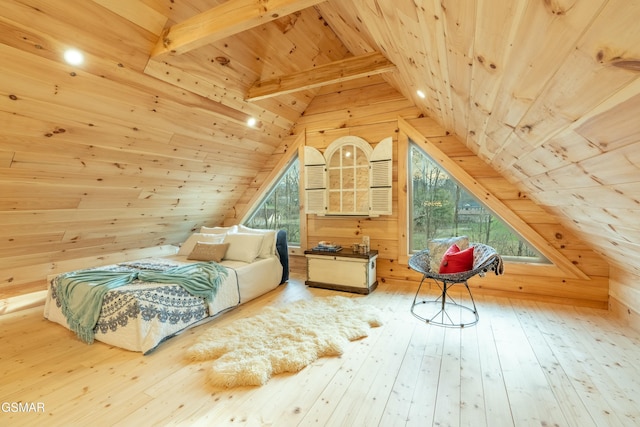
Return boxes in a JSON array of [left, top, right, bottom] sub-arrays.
[[223, 233, 265, 263], [178, 233, 226, 256], [237, 225, 277, 258], [200, 225, 238, 234]]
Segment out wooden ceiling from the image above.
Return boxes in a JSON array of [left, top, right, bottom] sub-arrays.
[[1, 0, 640, 296], [319, 0, 640, 275]]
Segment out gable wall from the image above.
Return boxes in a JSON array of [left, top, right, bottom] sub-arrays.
[[233, 76, 610, 308]]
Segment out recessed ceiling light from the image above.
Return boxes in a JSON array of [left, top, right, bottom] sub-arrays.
[[247, 117, 257, 127], [416, 90, 426, 99], [64, 49, 84, 66]]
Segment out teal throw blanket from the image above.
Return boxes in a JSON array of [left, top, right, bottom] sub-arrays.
[[55, 262, 228, 344]]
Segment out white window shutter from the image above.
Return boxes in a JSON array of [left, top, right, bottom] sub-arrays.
[[304, 146, 327, 215], [306, 189, 326, 214], [369, 137, 392, 215]]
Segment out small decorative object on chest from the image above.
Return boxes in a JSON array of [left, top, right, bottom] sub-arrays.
[[304, 247, 378, 294]]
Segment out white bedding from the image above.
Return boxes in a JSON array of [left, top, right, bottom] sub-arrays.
[[218, 256, 283, 303], [44, 254, 283, 354]]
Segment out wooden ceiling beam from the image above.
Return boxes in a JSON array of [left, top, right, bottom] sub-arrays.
[[246, 52, 396, 101], [150, 0, 327, 58]]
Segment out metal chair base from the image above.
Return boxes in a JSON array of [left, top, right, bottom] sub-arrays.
[[411, 277, 479, 328]]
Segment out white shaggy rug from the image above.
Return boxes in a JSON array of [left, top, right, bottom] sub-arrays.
[[186, 295, 383, 388]]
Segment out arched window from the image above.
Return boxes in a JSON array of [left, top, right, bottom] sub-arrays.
[[326, 138, 372, 214], [304, 136, 392, 216]]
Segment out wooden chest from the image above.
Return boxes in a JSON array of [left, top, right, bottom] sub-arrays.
[[304, 248, 378, 294]]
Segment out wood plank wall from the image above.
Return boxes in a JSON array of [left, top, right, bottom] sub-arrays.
[[0, 2, 255, 301], [0, 0, 298, 303], [232, 75, 610, 308], [609, 268, 640, 333]]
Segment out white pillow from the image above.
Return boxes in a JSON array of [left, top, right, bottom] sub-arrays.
[[237, 225, 277, 258], [223, 233, 265, 263], [178, 233, 226, 256], [200, 225, 237, 234], [427, 236, 470, 272]]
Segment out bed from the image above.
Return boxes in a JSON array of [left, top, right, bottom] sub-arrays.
[[43, 226, 289, 354]]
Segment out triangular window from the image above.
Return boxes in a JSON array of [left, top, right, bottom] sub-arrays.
[[244, 157, 300, 245], [409, 142, 549, 263]]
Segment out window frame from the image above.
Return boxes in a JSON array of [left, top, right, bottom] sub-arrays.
[[398, 117, 590, 280], [303, 136, 392, 217], [242, 155, 301, 246], [325, 141, 371, 215], [407, 140, 550, 263]]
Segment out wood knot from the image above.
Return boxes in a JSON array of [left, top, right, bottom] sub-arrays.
[[519, 124, 533, 133], [215, 56, 230, 65], [612, 59, 640, 72]]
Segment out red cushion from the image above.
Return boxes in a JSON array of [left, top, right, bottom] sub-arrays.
[[439, 244, 474, 274]]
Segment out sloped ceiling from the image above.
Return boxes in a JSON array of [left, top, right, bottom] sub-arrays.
[[145, 0, 640, 277], [1, 0, 639, 295], [319, 0, 640, 276]]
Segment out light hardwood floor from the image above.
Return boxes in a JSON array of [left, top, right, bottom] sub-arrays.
[[1, 275, 639, 427]]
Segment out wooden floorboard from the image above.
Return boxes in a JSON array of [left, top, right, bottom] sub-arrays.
[[1, 275, 639, 427]]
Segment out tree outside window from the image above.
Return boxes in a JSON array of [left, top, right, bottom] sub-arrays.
[[409, 143, 548, 263], [244, 158, 300, 245]]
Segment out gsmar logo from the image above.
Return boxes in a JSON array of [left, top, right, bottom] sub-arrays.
[[1, 402, 45, 413]]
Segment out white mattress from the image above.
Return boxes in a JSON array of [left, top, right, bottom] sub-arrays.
[[162, 254, 283, 303], [43, 255, 283, 353], [218, 256, 283, 303]]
